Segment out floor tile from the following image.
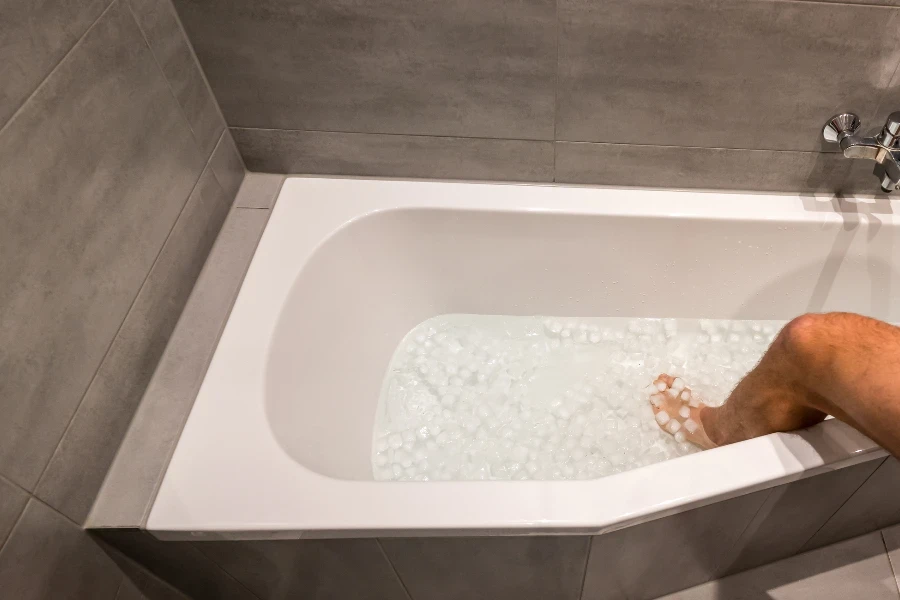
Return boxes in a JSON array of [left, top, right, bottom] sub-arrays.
[[382, 535, 589, 600], [0, 499, 122, 600], [659, 532, 900, 600]]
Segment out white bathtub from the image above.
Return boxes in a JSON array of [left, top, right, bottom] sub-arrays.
[[149, 176, 897, 539]]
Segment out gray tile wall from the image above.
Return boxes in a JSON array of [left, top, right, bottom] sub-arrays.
[[173, 0, 900, 193], [0, 0, 243, 596]]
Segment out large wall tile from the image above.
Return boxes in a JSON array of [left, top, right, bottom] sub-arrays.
[[35, 166, 231, 524], [173, 0, 557, 139], [803, 458, 900, 551], [233, 128, 554, 182], [557, 0, 900, 151], [381, 535, 588, 600], [88, 209, 270, 528], [658, 532, 899, 600], [0, 477, 28, 547], [128, 0, 225, 154], [0, 0, 109, 127], [98, 530, 256, 600], [0, 500, 122, 600], [581, 489, 771, 600], [718, 459, 885, 575], [0, 0, 204, 490], [554, 141, 890, 194], [196, 538, 409, 600]]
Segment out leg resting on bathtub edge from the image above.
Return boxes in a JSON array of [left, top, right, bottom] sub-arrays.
[[650, 313, 900, 459]]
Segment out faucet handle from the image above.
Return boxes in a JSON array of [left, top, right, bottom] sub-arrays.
[[877, 111, 900, 147], [823, 113, 861, 143]]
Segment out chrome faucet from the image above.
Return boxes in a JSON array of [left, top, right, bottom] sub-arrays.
[[823, 112, 900, 193]]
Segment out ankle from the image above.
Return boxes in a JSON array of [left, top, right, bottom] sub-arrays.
[[699, 406, 726, 446]]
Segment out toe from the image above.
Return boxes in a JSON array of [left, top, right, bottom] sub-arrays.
[[647, 374, 717, 450], [656, 374, 676, 386]]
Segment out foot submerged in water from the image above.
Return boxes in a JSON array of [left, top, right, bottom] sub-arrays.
[[647, 374, 717, 450]]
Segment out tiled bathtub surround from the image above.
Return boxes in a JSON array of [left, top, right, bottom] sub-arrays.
[[173, 0, 900, 192], [0, 0, 243, 596]]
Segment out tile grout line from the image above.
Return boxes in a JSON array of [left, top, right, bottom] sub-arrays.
[[164, 0, 239, 166], [206, 130, 243, 197], [871, 53, 900, 125], [0, 472, 31, 550], [113, 577, 126, 600], [0, 0, 118, 138], [228, 126, 841, 156], [796, 456, 889, 552], [31, 142, 218, 511], [788, 0, 900, 7], [552, 0, 560, 165], [708, 487, 778, 579], [882, 530, 900, 598], [552, 143, 559, 183], [0, 501, 31, 562], [188, 538, 265, 600], [230, 125, 550, 145], [576, 536, 594, 600], [0, 491, 104, 561], [124, 0, 206, 156], [375, 539, 416, 600]]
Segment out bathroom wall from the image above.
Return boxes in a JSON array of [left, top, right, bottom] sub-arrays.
[[171, 0, 900, 193], [0, 0, 244, 597]]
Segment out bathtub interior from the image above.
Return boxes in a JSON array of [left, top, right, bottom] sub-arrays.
[[265, 205, 900, 482]]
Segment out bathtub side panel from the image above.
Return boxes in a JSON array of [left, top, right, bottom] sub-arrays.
[[380, 535, 590, 600], [195, 538, 410, 600], [581, 488, 771, 600], [802, 458, 900, 552], [717, 458, 886, 576]]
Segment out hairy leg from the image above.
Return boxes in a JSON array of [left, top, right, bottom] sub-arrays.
[[651, 313, 900, 457]]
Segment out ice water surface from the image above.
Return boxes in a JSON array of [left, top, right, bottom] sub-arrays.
[[372, 315, 784, 481]]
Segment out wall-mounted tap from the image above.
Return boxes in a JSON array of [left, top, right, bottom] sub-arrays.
[[823, 112, 900, 193]]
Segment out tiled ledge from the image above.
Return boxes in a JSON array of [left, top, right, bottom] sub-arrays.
[[88, 174, 283, 530]]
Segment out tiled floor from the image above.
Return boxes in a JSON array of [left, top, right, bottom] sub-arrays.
[[658, 525, 900, 599]]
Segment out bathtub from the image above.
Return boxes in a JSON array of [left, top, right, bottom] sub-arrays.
[[148, 176, 896, 539]]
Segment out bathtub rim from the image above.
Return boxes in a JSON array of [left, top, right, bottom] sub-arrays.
[[147, 175, 894, 540]]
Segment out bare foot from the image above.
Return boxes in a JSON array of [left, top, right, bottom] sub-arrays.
[[648, 374, 717, 449]]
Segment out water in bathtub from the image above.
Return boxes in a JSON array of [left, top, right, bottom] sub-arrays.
[[372, 315, 785, 481]]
